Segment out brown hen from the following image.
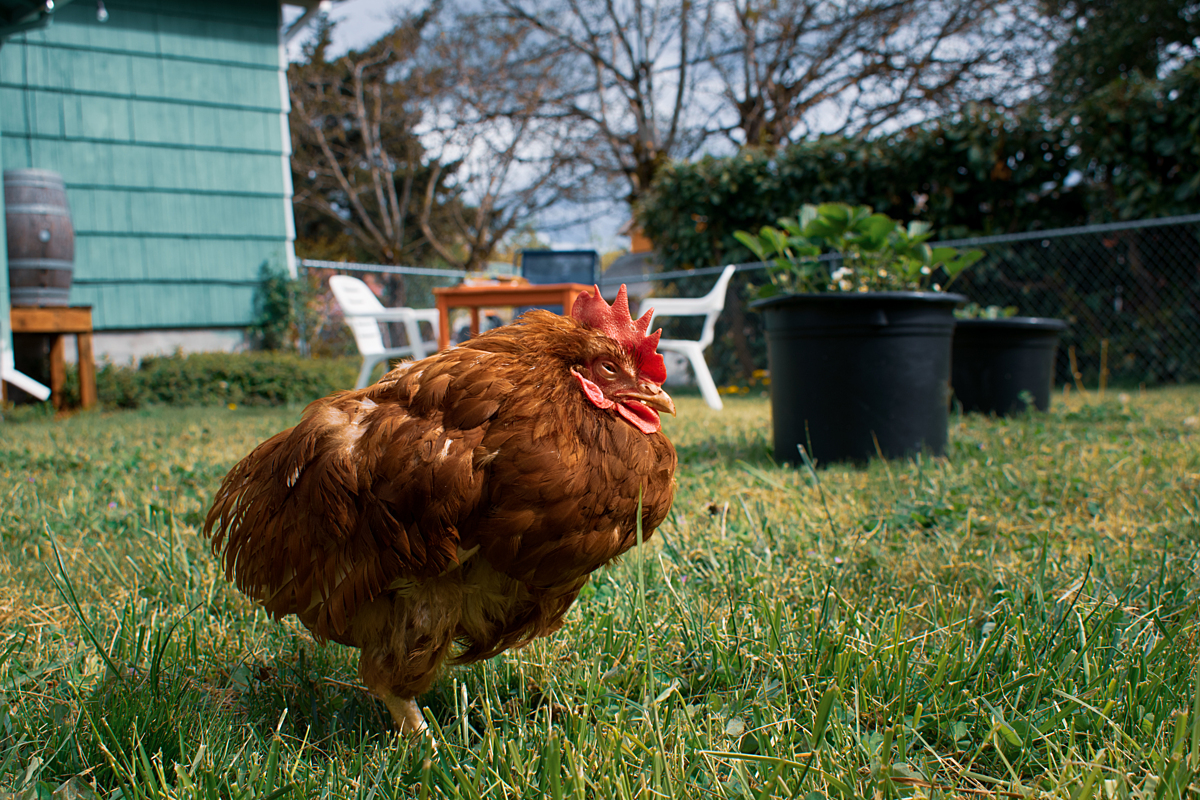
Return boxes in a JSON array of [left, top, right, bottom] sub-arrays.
[[204, 286, 677, 732]]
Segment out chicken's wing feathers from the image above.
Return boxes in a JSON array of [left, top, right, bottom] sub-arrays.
[[205, 365, 491, 639]]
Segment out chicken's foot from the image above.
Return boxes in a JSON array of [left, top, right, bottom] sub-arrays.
[[382, 693, 427, 734]]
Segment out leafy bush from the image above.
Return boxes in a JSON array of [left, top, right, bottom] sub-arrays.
[[637, 63, 1200, 273], [1070, 61, 1200, 221], [250, 263, 305, 352], [637, 111, 1085, 273], [735, 202, 983, 295], [61, 351, 361, 410], [250, 264, 356, 358]]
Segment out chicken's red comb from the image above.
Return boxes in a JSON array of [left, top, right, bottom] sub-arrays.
[[572, 285, 667, 384]]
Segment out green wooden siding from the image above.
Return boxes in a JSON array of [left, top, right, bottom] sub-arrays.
[[0, 0, 292, 330], [0, 138, 284, 192]]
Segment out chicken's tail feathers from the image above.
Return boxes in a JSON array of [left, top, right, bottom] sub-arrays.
[[202, 423, 330, 612]]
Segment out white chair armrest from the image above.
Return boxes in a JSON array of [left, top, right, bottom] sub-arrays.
[[345, 308, 417, 323], [409, 308, 441, 324], [641, 297, 711, 319]]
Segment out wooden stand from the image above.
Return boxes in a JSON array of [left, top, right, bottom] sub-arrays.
[[432, 283, 592, 351], [4, 306, 97, 410]]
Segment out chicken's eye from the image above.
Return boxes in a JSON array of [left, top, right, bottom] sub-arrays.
[[595, 360, 619, 379]]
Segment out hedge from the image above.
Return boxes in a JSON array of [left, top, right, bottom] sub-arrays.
[[55, 351, 362, 410], [637, 62, 1200, 273]]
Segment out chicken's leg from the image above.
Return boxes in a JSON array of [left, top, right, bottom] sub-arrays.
[[356, 613, 453, 735], [354, 592, 458, 735], [382, 693, 427, 733]]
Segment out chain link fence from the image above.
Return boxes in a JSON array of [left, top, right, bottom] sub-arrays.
[[945, 214, 1200, 387], [297, 213, 1200, 392]]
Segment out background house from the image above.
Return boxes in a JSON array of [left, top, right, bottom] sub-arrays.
[[1, 0, 320, 371]]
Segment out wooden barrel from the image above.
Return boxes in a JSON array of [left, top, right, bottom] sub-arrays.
[[4, 169, 75, 306]]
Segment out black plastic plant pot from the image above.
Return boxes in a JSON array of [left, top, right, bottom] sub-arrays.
[[751, 291, 965, 466], [951, 317, 1068, 416]]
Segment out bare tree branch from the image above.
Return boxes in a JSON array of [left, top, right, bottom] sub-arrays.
[[485, 0, 721, 203], [458, 0, 1051, 214], [704, 0, 1052, 147]]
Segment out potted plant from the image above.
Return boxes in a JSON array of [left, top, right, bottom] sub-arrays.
[[951, 304, 1068, 416], [736, 203, 983, 465]]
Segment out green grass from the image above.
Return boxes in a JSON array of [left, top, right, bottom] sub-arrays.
[[1, 386, 1199, 798]]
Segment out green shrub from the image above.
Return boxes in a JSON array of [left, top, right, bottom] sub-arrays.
[[62, 351, 362, 410], [250, 263, 355, 357], [636, 111, 1085, 273], [637, 62, 1200, 272]]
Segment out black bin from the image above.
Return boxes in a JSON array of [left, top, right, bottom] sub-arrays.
[[952, 317, 1068, 416], [753, 291, 963, 465]]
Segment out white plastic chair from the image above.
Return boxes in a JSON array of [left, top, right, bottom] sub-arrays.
[[1, 347, 51, 401], [637, 264, 737, 410], [329, 275, 440, 389]]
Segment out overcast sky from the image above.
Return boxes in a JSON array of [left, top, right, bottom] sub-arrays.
[[283, 0, 407, 61]]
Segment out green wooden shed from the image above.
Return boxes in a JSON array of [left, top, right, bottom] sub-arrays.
[[1, 0, 321, 375]]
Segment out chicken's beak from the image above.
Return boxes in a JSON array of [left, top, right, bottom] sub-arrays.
[[627, 384, 676, 417]]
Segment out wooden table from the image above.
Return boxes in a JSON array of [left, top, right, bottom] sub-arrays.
[[7, 306, 97, 410], [432, 283, 593, 351]]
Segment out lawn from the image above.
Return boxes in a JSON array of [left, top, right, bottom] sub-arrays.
[[1, 386, 1199, 799]]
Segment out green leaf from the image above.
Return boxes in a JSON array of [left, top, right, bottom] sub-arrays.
[[845, 204, 875, 229], [802, 217, 839, 239], [810, 686, 837, 749], [816, 203, 851, 224], [733, 230, 768, 261], [996, 720, 1024, 748], [929, 246, 959, 264], [895, 258, 923, 280], [907, 220, 932, 238], [761, 228, 791, 256], [861, 213, 898, 239], [942, 248, 985, 280], [851, 231, 889, 254]]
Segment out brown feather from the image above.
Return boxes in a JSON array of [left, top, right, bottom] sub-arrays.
[[204, 309, 677, 716]]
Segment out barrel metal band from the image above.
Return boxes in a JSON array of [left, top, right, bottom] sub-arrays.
[[8, 259, 74, 271], [5, 203, 71, 217]]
